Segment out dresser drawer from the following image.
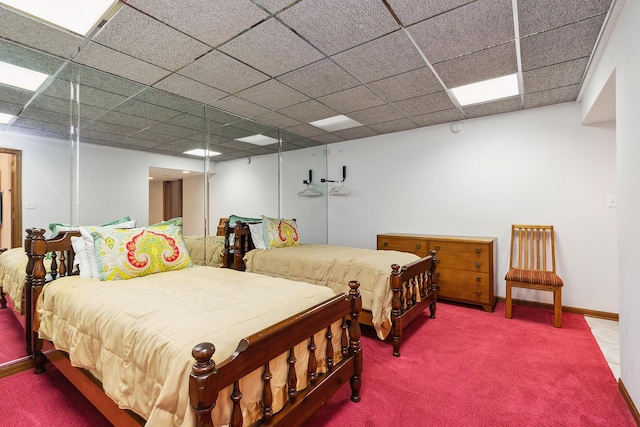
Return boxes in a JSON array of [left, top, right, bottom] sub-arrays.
[[436, 253, 490, 273], [429, 240, 490, 257], [436, 271, 491, 304], [377, 236, 429, 257]]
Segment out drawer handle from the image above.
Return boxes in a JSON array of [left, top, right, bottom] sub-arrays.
[[434, 245, 441, 251], [415, 244, 421, 250], [383, 241, 388, 247], [475, 248, 481, 254], [475, 291, 482, 297], [476, 262, 481, 268], [476, 276, 481, 282]]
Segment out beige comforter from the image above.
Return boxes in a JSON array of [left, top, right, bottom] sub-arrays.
[[183, 235, 225, 267], [0, 247, 52, 314], [37, 266, 340, 426], [244, 244, 420, 340]]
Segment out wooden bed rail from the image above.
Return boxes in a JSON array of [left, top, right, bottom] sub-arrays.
[[190, 281, 362, 427], [389, 250, 438, 357]]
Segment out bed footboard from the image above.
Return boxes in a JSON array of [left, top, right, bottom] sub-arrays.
[[389, 250, 437, 357], [190, 281, 362, 427]]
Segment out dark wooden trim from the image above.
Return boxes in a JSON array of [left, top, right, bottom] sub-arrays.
[[0, 355, 33, 378], [495, 296, 619, 321], [618, 378, 640, 426]]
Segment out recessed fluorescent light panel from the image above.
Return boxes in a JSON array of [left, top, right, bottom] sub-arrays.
[[0, 112, 16, 124], [0, 0, 117, 36], [183, 149, 221, 157], [450, 74, 519, 106], [0, 61, 49, 91], [309, 115, 362, 132], [235, 134, 279, 146]]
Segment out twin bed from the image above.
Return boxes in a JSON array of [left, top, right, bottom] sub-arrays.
[[223, 217, 438, 357], [15, 226, 363, 426]]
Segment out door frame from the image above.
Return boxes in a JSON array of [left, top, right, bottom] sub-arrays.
[[0, 148, 22, 248]]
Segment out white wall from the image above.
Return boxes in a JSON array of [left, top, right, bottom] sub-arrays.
[[0, 131, 72, 233], [209, 153, 278, 233], [326, 102, 618, 314], [584, 0, 640, 412]]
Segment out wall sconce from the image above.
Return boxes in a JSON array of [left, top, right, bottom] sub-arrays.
[[297, 169, 322, 197], [322, 166, 348, 196]]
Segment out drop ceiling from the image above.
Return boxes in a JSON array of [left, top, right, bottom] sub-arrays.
[[0, 0, 615, 160]]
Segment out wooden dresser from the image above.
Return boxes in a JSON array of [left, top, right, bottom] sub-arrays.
[[377, 233, 497, 312]]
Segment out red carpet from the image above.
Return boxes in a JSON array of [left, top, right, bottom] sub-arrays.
[[308, 302, 635, 426], [0, 297, 27, 364], [0, 302, 634, 426]]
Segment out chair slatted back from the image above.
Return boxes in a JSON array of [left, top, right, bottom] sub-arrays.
[[510, 225, 556, 273]]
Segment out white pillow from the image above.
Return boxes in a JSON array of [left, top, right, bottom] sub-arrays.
[[79, 227, 100, 278], [71, 236, 93, 279], [249, 222, 266, 249]]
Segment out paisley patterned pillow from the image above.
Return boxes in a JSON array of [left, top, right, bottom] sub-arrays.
[[261, 215, 300, 249], [92, 224, 193, 281]]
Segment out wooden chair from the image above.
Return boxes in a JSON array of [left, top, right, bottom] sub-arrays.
[[505, 225, 564, 327]]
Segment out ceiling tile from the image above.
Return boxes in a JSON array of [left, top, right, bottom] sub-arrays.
[[463, 96, 522, 118], [153, 74, 228, 105], [410, 108, 465, 127], [0, 7, 83, 59], [179, 50, 270, 94], [523, 57, 589, 93], [520, 15, 606, 71], [0, 86, 32, 109], [126, 0, 268, 47], [254, 0, 298, 13], [332, 126, 379, 140], [368, 66, 443, 103], [347, 104, 405, 125], [277, 59, 360, 98], [311, 133, 345, 144], [219, 18, 324, 77], [235, 79, 309, 110], [278, 99, 338, 123], [113, 98, 183, 122], [434, 42, 518, 88], [19, 104, 68, 126], [73, 42, 170, 86], [93, 5, 210, 71], [332, 31, 425, 83], [278, 0, 399, 55], [253, 111, 302, 129], [369, 118, 418, 134], [408, 0, 514, 63], [393, 91, 455, 117], [284, 123, 327, 138], [95, 110, 158, 130], [211, 95, 270, 118], [524, 84, 580, 109], [0, 39, 66, 75], [518, 0, 613, 36], [385, 0, 473, 27], [317, 85, 386, 114]]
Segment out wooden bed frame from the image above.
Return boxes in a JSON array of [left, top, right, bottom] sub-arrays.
[[25, 227, 363, 427], [224, 220, 438, 357]]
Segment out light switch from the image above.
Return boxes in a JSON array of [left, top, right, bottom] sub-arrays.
[[25, 201, 36, 209]]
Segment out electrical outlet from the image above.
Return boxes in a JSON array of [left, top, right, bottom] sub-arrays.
[[25, 201, 36, 209], [606, 196, 617, 207]]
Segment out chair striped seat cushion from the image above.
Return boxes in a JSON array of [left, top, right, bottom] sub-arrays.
[[505, 269, 564, 286]]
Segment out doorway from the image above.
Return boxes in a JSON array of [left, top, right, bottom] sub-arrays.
[[0, 149, 22, 249]]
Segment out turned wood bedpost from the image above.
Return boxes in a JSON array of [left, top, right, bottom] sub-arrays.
[[222, 219, 232, 268], [190, 342, 218, 427], [348, 280, 362, 402], [429, 250, 437, 319], [389, 263, 403, 357], [30, 229, 48, 373], [233, 221, 245, 271], [24, 228, 35, 354]]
